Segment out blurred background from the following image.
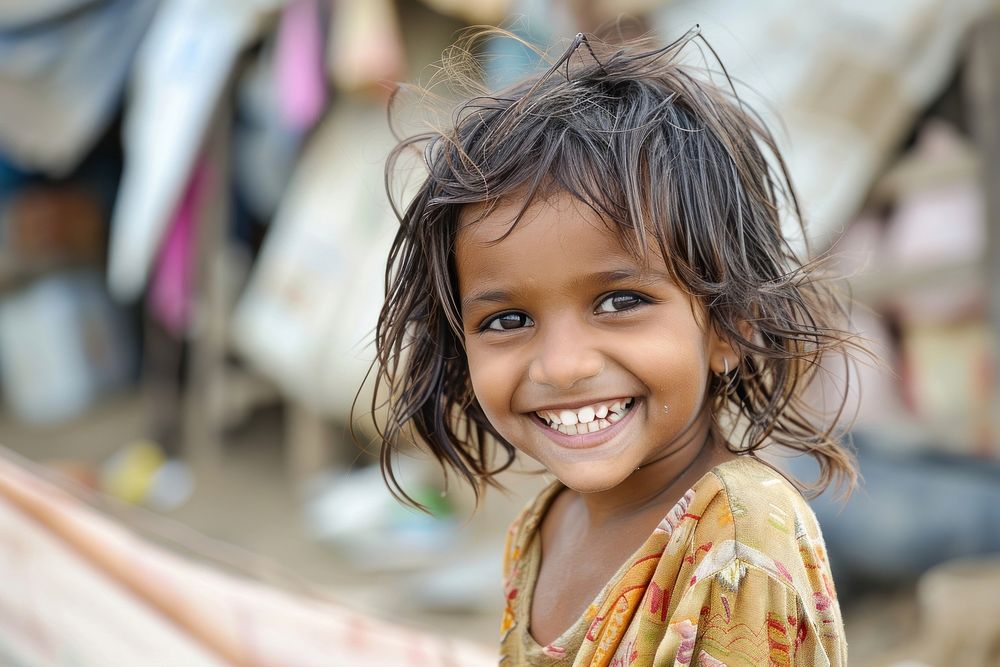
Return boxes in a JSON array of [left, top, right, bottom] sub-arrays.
[[0, 0, 998, 665]]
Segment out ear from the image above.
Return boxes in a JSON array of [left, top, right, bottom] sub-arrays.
[[708, 320, 753, 375]]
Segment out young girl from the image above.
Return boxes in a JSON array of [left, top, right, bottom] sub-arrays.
[[373, 30, 856, 666]]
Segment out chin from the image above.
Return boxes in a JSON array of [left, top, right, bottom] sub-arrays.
[[550, 465, 632, 495]]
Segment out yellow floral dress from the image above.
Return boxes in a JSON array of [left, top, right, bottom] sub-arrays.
[[500, 456, 846, 666]]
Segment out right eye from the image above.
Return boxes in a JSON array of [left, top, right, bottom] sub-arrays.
[[483, 312, 534, 332]]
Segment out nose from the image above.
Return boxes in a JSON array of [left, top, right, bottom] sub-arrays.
[[527, 319, 604, 390]]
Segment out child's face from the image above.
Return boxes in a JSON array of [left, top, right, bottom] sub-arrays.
[[456, 191, 732, 494]]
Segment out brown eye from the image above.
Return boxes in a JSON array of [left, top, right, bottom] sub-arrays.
[[595, 292, 644, 314], [485, 312, 533, 331]]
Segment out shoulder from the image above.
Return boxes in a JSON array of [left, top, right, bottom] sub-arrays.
[[672, 458, 847, 665], [502, 481, 561, 576], [681, 456, 839, 617], [705, 455, 826, 557], [500, 483, 562, 645], [685, 456, 821, 538]]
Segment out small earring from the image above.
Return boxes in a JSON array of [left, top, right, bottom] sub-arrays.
[[719, 357, 738, 395]]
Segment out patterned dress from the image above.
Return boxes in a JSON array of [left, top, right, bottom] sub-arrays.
[[499, 456, 846, 666]]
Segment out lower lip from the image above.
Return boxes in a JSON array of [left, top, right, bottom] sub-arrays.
[[532, 402, 639, 450]]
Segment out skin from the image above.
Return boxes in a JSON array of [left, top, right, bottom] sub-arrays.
[[456, 191, 738, 645]]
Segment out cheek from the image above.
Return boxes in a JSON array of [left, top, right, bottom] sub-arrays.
[[466, 344, 517, 419], [624, 332, 709, 402]]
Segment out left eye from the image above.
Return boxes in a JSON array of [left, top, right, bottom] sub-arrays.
[[595, 292, 645, 314]]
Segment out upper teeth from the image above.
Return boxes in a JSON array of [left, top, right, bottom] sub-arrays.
[[536, 398, 634, 435]]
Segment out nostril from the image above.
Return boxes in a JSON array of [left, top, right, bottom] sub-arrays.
[[527, 348, 604, 390]]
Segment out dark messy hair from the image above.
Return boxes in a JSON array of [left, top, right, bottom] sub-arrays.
[[370, 29, 860, 508]]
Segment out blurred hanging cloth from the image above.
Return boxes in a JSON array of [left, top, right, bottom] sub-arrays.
[[275, 0, 328, 131], [649, 0, 994, 252], [230, 101, 401, 425], [0, 0, 158, 175], [147, 157, 211, 337], [326, 0, 404, 94], [0, 446, 497, 666], [106, 0, 280, 302]]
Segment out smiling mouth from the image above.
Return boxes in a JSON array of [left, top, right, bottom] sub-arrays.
[[534, 398, 636, 436]]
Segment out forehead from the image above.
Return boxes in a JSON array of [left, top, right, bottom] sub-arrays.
[[455, 192, 664, 295]]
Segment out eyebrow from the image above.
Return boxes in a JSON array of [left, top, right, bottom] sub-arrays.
[[460, 268, 667, 312]]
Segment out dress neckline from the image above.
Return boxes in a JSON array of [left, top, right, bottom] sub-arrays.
[[518, 457, 749, 657]]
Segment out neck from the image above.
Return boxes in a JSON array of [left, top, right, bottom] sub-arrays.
[[572, 418, 733, 528]]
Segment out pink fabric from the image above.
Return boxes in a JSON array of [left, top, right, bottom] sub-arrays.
[[149, 159, 209, 337], [275, 0, 327, 131]]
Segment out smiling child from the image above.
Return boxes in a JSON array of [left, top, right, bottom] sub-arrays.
[[372, 30, 856, 666]]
